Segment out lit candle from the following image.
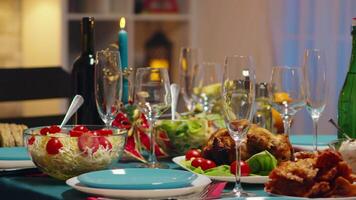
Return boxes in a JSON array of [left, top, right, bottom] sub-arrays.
[[118, 17, 128, 104]]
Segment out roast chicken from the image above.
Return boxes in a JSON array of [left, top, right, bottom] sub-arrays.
[[202, 125, 293, 165]]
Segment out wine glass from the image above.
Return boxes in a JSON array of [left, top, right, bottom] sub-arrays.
[[303, 49, 327, 151], [95, 50, 123, 127], [134, 67, 171, 168], [193, 62, 222, 113], [269, 66, 306, 136], [179, 47, 201, 112], [221, 55, 256, 197]]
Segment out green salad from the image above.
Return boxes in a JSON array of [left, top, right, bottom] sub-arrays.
[[156, 119, 209, 155]]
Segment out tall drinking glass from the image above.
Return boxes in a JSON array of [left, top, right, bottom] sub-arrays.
[[134, 67, 171, 168], [269, 66, 306, 136], [221, 55, 256, 197], [193, 62, 222, 113], [303, 49, 327, 151], [95, 50, 123, 127], [179, 47, 201, 112]]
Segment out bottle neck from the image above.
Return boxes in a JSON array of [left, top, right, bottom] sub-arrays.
[[81, 18, 94, 54], [349, 26, 356, 73]]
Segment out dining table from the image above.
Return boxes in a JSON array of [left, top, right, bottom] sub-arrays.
[[0, 134, 337, 200]]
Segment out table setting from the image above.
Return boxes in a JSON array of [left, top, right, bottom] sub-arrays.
[[2, 16, 356, 200]]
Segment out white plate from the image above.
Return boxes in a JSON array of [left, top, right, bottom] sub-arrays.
[[66, 174, 211, 199], [265, 189, 356, 199], [172, 156, 268, 184], [0, 160, 35, 169]]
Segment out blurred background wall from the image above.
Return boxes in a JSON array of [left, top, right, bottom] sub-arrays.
[[1, 0, 356, 135]]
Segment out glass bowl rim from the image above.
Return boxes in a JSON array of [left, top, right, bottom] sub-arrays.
[[24, 125, 127, 138]]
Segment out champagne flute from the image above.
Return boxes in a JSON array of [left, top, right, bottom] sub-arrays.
[[269, 66, 306, 136], [221, 55, 256, 197], [134, 67, 171, 168], [95, 50, 123, 127], [303, 49, 327, 151], [193, 62, 222, 113], [179, 47, 201, 112]]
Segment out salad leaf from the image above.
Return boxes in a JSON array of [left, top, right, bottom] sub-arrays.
[[156, 119, 208, 154], [194, 113, 226, 128], [246, 150, 277, 176], [180, 159, 231, 176], [204, 165, 231, 176]]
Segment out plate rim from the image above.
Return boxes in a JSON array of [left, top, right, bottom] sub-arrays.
[[66, 174, 211, 198], [172, 156, 268, 184], [0, 160, 35, 169], [77, 168, 198, 190]]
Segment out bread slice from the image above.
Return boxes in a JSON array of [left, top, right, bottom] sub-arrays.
[[0, 123, 15, 147], [10, 124, 23, 146]]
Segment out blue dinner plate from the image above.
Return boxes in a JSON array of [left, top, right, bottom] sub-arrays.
[[78, 168, 198, 190], [290, 134, 337, 146], [0, 147, 31, 160]]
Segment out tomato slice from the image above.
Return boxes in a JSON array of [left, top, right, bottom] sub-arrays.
[[98, 136, 112, 150], [48, 125, 61, 134], [72, 125, 89, 132], [94, 129, 113, 136], [69, 130, 83, 137], [28, 136, 35, 145], [78, 132, 99, 154], [46, 138, 63, 155], [40, 127, 50, 135]]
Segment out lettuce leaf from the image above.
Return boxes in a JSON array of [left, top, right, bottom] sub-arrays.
[[246, 150, 277, 176]]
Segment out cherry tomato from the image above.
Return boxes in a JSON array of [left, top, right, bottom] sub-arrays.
[[40, 127, 50, 135], [191, 157, 206, 168], [69, 130, 83, 137], [94, 129, 113, 136], [78, 132, 99, 154], [46, 138, 63, 155], [69, 125, 89, 137], [48, 125, 61, 134], [201, 159, 216, 171], [230, 161, 251, 176], [28, 136, 35, 145], [98, 136, 112, 150], [72, 125, 89, 132], [185, 149, 202, 160]]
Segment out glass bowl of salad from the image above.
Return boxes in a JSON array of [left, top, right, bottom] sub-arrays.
[[24, 125, 127, 180], [155, 119, 211, 156]]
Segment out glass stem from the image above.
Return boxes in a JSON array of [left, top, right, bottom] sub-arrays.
[[148, 119, 158, 164], [282, 115, 295, 160], [312, 118, 319, 152], [282, 115, 291, 135], [233, 141, 243, 195]]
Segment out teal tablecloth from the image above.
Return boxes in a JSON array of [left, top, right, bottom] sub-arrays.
[[0, 134, 337, 200], [0, 162, 274, 200]]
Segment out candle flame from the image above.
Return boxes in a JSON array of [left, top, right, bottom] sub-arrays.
[[120, 17, 126, 29]]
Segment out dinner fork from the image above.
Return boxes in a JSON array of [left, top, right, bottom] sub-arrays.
[[174, 181, 224, 200], [91, 181, 224, 200]]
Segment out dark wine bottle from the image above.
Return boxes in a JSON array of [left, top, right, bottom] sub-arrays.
[[71, 17, 102, 125], [338, 18, 356, 138]]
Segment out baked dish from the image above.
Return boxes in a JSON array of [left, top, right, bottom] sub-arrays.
[[265, 150, 356, 198]]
